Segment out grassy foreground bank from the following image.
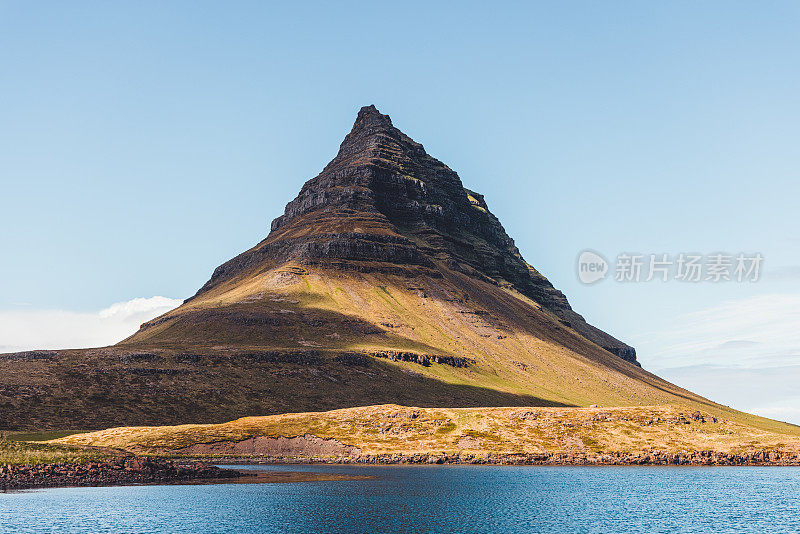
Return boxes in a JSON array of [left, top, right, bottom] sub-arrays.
[[0, 438, 106, 466], [53, 404, 800, 459]]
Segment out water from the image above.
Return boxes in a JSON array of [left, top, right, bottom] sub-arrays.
[[2, 464, 799, 533]]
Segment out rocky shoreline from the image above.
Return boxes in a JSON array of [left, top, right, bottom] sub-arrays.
[[0, 457, 246, 491], [4, 449, 797, 491], [199, 449, 800, 467]]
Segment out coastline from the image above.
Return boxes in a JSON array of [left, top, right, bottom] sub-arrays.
[[178, 449, 800, 467], [4, 449, 799, 491], [0, 457, 245, 491]]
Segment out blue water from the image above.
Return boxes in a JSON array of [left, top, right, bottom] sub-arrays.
[[2, 464, 800, 533]]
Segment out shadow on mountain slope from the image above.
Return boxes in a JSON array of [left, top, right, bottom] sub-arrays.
[[0, 347, 572, 431]]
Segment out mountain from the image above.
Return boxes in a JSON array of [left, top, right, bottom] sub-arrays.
[[0, 106, 794, 437], [128, 105, 635, 362]]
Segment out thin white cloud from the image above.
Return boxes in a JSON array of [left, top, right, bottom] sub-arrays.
[[657, 364, 800, 425], [764, 265, 800, 281], [635, 293, 800, 369], [754, 401, 800, 423], [632, 293, 800, 424], [0, 296, 182, 353]]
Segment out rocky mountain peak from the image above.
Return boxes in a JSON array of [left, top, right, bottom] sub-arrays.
[[321, 104, 428, 176], [354, 104, 393, 128], [188, 106, 637, 364]]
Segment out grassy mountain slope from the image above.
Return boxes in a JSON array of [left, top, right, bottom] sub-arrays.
[[122, 260, 797, 436]]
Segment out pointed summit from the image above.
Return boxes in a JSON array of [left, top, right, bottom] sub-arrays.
[[353, 104, 393, 128], [325, 104, 425, 173]]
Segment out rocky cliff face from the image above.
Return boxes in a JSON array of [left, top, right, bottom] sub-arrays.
[[191, 105, 636, 363]]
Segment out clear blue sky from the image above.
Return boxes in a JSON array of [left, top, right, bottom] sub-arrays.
[[2, 2, 799, 420]]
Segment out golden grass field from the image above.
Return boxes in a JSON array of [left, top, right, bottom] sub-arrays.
[[0, 438, 104, 466], [53, 404, 800, 459]]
